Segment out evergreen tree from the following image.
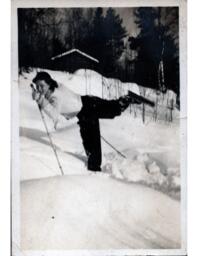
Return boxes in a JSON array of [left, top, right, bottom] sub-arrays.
[[78, 9, 95, 54], [90, 8, 125, 75], [18, 8, 68, 69], [161, 7, 179, 98], [90, 8, 105, 61], [130, 8, 161, 89], [103, 8, 127, 74], [130, 7, 179, 95]]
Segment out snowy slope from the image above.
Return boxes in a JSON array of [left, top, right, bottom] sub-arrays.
[[19, 69, 181, 250], [21, 175, 180, 250]]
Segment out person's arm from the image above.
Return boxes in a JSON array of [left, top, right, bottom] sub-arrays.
[[32, 88, 63, 129], [39, 96, 61, 125]]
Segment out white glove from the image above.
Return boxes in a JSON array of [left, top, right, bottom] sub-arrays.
[[31, 86, 45, 107], [32, 89, 41, 101]]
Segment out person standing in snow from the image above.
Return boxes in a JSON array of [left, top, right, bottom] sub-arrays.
[[31, 71, 141, 172]]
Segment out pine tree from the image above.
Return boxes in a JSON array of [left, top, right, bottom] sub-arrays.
[[79, 9, 95, 54], [90, 8, 105, 60], [160, 7, 179, 99], [18, 8, 68, 69], [102, 8, 127, 75], [130, 7, 179, 96]]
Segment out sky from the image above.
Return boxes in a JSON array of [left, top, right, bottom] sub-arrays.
[[115, 8, 139, 37], [102, 7, 139, 37]]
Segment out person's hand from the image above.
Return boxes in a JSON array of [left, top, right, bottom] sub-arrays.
[[32, 89, 41, 101], [30, 84, 44, 103]]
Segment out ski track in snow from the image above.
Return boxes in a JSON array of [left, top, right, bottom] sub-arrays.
[[19, 69, 181, 250]]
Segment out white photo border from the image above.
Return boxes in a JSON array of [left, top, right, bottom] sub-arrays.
[[11, 0, 187, 255]]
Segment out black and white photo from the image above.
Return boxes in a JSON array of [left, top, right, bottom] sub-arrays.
[[11, 0, 187, 255]]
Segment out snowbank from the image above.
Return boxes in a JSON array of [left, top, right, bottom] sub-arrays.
[[21, 175, 180, 250], [101, 117, 180, 200]]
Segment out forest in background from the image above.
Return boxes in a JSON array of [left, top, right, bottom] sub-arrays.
[[18, 7, 179, 100]]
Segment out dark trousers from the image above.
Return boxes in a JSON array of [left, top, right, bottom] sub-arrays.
[[77, 96, 122, 171]]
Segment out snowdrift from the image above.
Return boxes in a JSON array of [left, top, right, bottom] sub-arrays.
[[21, 175, 180, 250]]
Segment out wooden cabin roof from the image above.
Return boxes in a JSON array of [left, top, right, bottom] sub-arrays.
[[51, 48, 99, 63]]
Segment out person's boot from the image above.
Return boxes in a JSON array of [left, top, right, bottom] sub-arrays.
[[87, 153, 101, 172], [88, 165, 101, 172]]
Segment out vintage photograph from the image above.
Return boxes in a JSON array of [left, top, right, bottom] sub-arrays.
[[11, 1, 187, 255]]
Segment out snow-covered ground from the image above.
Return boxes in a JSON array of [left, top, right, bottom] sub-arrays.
[[21, 175, 180, 250], [19, 68, 181, 250]]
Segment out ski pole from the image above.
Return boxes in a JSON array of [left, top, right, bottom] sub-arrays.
[[100, 135, 126, 159], [38, 106, 64, 175], [31, 84, 64, 176]]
